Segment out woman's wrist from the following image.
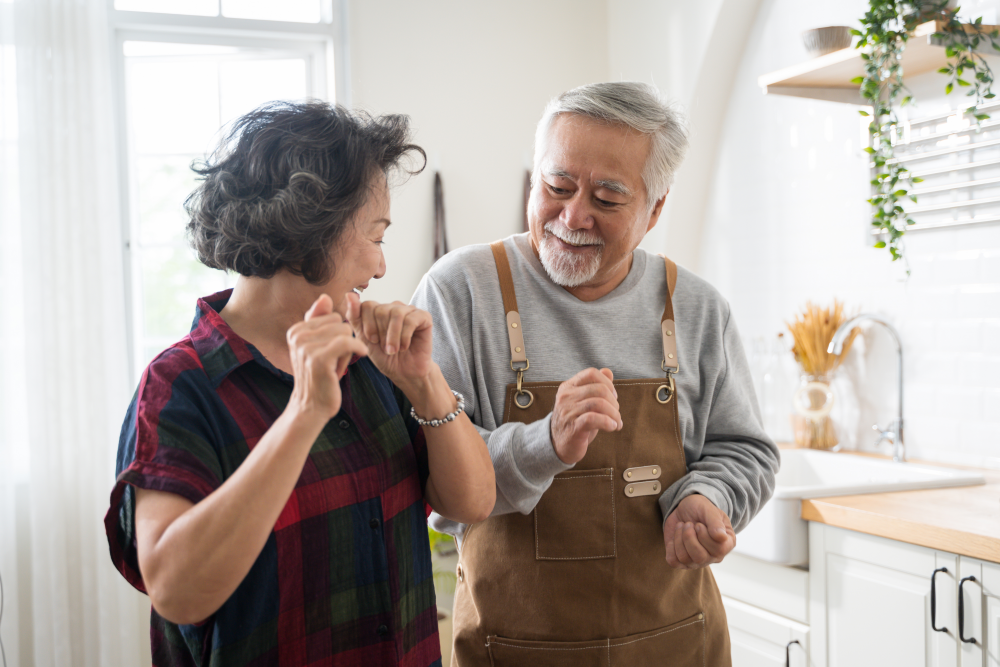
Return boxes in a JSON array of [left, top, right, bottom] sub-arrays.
[[397, 364, 458, 420], [283, 396, 335, 435]]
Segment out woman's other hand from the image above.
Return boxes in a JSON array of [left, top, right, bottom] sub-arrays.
[[345, 292, 434, 387], [287, 294, 369, 419]]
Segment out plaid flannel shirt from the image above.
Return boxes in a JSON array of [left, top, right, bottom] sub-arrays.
[[105, 290, 442, 667]]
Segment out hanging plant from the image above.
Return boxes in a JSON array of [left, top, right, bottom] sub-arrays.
[[852, 0, 1000, 263]]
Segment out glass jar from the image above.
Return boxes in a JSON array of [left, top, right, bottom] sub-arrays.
[[791, 374, 839, 450]]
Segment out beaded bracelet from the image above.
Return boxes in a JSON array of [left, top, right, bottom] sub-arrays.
[[410, 390, 465, 427]]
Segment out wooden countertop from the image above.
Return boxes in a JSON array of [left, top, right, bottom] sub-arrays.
[[795, 449, 1000, 562]]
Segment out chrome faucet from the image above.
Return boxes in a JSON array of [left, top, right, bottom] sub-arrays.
[[828, 314, 906, 463]]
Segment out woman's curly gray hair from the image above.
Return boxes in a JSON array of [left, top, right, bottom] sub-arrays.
[[185, 100, 425, 284]]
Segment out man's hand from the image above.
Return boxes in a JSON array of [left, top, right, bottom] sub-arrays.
[[550, 368, 622, 464], [663, 494, 736, 569]]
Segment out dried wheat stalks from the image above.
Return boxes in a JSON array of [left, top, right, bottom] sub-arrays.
[[785, 300, 859, 377]]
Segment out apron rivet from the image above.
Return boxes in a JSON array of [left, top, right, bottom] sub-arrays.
[[628, 486, 634, 494], [652, 469, 657, 475], [627, 472, 632, 478], [667, 330, 673, 336], [668, 353, 674, 359], [511, 322, 518, 328], [515, 346, 521, 353], [653, 484, 658, 491]]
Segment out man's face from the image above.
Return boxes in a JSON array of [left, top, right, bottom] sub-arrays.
[[528, 114, 664, 296]]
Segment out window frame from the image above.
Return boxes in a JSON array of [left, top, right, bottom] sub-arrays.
[[107, 0, 349, 380]]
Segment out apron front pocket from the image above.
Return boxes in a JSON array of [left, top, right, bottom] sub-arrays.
[[486, 612, 706, 666], [534, 468, 615, 560]]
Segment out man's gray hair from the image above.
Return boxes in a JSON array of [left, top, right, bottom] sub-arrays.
[[533, 82, 689, 209]]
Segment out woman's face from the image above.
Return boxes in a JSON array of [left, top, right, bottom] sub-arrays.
[[327, 176, 390, 314]]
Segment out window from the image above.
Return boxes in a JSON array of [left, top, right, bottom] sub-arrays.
[[109, 2, 346, 379]]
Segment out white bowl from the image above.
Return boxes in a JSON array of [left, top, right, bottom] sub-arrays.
[[802, 26, 853, 58]]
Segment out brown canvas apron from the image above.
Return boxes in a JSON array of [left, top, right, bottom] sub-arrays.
[[449, 241, 731, 667]]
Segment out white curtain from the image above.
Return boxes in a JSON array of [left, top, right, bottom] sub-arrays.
[[0, 0, 151, 665]]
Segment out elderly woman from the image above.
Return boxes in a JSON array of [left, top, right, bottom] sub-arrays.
[[105, 101, 494, 667]]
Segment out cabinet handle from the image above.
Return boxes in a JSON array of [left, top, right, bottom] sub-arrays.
[[931, 567, 948, 633], [785, 639, 801, 667], [959, 575, 978, 645]]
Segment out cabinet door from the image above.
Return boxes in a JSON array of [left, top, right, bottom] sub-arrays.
[[959, 557, 1000, 667], [958, 558, 983, 666], [811, 525, 959, 667], [723, 596, 810, 667]]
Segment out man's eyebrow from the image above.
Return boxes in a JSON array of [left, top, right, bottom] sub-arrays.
[[544, 167, 574, 180], [545, 168, 632, 197], [595, 179, 632, 197], [374, 218, 391, 227]]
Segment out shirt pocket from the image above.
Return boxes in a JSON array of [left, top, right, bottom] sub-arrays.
[[534, 468, 615, 560], [485, 612, 706, 666]]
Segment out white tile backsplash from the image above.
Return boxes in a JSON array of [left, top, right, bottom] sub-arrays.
[[983, 390, 1000, 423], [701, 0, 1000, 467]]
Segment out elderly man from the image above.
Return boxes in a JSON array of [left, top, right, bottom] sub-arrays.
[[412, 82, 778, 666]]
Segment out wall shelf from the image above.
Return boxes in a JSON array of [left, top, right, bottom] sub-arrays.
[[758, 21, 998, 105]]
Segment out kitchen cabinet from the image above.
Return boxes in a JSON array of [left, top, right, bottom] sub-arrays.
[[714, 553, 811, 666], [955, 556, 1000, 666], [723, 595, 809, 667], [807, 523, 1000, 667], [714, 522, 1000, 666]]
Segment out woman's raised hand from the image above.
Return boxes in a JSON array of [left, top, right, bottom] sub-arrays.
[[287, 294, 369, 419], [345, 292, 434, 387]]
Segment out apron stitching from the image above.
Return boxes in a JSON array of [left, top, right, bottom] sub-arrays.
[[508, 380, 667, 389], [606, 638, 611, 666], [486, 637, 496, 667], [485, 643, 615, 651], [535, 473, 616, 560], [606, 618, 704, 647], [703, 616, 707, 667], [551, 474, 611, 480], [484, 618, 704, 652], [610, 469, 617, 557]]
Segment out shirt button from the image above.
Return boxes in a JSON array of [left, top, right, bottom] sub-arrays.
[[338, 419, 351, 430], [377, 624, 388, 636], [370, 518, 380, 529]]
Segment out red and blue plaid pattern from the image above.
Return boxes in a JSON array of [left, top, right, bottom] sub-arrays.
[[105, 290, 442, 667]]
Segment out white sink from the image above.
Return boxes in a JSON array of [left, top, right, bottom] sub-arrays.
[[735, 449, 986, 566]]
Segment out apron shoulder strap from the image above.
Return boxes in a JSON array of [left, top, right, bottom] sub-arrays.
[[490, 240, 528, 367], [658, 254, 679, 375]]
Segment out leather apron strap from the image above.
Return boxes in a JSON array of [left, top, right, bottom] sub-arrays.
[[490, 241, 528, 367], [490, 240, 679, 378]]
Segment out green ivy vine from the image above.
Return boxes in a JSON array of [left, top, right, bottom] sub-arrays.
[[852, 0, 1000, 263]]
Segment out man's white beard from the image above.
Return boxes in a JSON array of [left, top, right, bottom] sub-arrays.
[[537, 223, 605, 288]]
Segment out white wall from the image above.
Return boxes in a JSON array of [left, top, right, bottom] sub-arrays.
[[347, 0, 609, 306], [699, 0, 1000, 466]]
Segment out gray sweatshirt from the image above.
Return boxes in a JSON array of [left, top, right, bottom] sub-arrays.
[[411, 233, 779, 542]]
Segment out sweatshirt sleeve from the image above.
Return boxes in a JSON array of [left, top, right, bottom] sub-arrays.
[[657, 306, 780, 533], [411, 270, 571, 538]]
